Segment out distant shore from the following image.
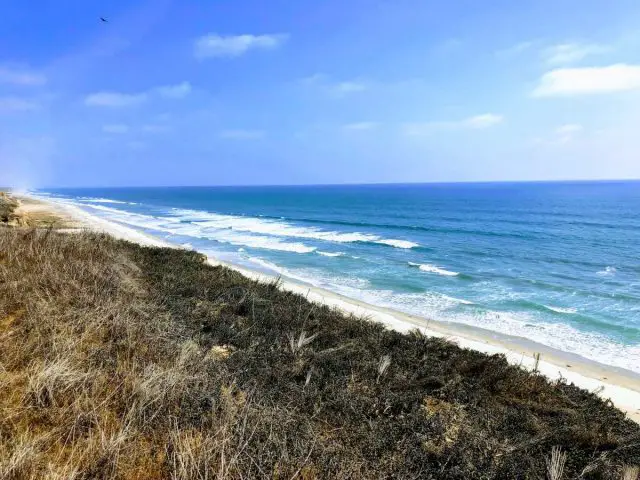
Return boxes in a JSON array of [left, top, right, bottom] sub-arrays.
[[18, 192, 640, 423]]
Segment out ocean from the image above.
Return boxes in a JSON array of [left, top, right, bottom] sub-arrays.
[[35, 182, 640, 373]]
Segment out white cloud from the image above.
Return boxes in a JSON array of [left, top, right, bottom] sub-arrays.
[[0, 67, 46, 86], [194, 34, 288, 59], [85, 91, 147, 107], [403, 113, 504, 136], [533, 64, 640, 97], [343, 122, 379, 131], [0, 97, 39, 112], [301, 74, 369, 98], [102, 124, 129, 134], [555, 124, 583, 135], [543, 43, 609, 66], [495, 41, 535, 58], [329, 81, 367, 97], [464, 114, 504, 128], [535, 124, 585, 146], [218, 129, 265, 140], [155, 81, 191, 99], [85, 82, 192, 107]]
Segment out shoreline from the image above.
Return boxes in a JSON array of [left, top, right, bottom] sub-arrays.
[[20, 193, 640, 422]]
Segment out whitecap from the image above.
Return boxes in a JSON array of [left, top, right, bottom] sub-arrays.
[[171, 208, 417, 249], [442, 295, 475, 305], [81, 197, 129, 204], [597, 266, 617, 276], [317, 251, 345, 257], [408, 262, 459, 277], [543, 305, 578, 314], [78, 204, 316, 254], [375, 239, 419, 249]]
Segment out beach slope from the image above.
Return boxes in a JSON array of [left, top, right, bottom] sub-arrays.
[[0, 192, 639, 478]]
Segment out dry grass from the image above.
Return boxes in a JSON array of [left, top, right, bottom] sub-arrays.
[[1, 192, 77, 229], [0, 227, 639, 479], [0, 192, 19, 224]]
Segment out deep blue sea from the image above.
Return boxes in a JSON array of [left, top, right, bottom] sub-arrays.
[[35, 182, 640, 372]]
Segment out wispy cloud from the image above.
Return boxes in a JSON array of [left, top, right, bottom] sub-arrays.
[[302, 74, 369, 98], [0, 66, 47, 86], [343, 122, 379, 131], [85, 81, 191, 107], [403, 113, 504, 136], [155, 81, 191, 99], [0, 97, 39, 113], [495, 41, 535, 58], [329, 81, 367, 98], [194, 34, 288, 59], [102, 124, 129, 134], [542, 42, 610, 66], [533, 64, 640, 96], [85, 91, 147, 107], [464, 114, 504, 128], [218, 129, 265, 140], [534, 124, 584, 146], [556, 124, 583, 135]]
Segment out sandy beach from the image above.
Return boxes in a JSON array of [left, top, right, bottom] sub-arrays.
[[20, 193, 640, 423]]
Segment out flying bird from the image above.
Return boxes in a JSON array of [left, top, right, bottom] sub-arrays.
[[100, 17, 108, 22]]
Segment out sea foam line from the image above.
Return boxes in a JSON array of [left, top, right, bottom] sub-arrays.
[[172, 208, 418, 249], [79, 204, 316, 253]]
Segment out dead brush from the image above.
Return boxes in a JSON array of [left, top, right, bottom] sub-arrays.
[[287, 330, 319, 355], [622, 466, 640, 480], [376, 355, 392, 384], [546, 446, 567, 480], [25, 358, 89, 408], [167, 426, 217, 480]]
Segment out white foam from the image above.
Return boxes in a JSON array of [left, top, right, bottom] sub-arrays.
[[172, 208, 417, 249], [80, 197, 130, 204], [597, 266, 617, 276], [318, 251, 346, 257], [376, 239, 419, 249], [60, 203, 420, 251], [245, 256, 285, 274], [244, 257, 319, 285], [77, 204, 317, 254], [544, 305, 578, 314], [409, 262, 459, 277], [442, 295, 475, 305]]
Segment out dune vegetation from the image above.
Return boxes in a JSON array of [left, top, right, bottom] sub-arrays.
[[0, 194, 639, 479]]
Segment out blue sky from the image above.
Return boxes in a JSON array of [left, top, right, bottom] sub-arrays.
[[2, 0, 640, 187]]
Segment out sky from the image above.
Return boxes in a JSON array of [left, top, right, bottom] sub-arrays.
[[2, 0, 640, 187]]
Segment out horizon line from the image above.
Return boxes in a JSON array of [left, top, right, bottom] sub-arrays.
[[21, 177, 640, 190]]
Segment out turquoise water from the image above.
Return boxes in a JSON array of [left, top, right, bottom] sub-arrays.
[[36, 182, 640, 372]]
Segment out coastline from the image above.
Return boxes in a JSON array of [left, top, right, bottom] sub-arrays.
[[21, 193, 640, 422]]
